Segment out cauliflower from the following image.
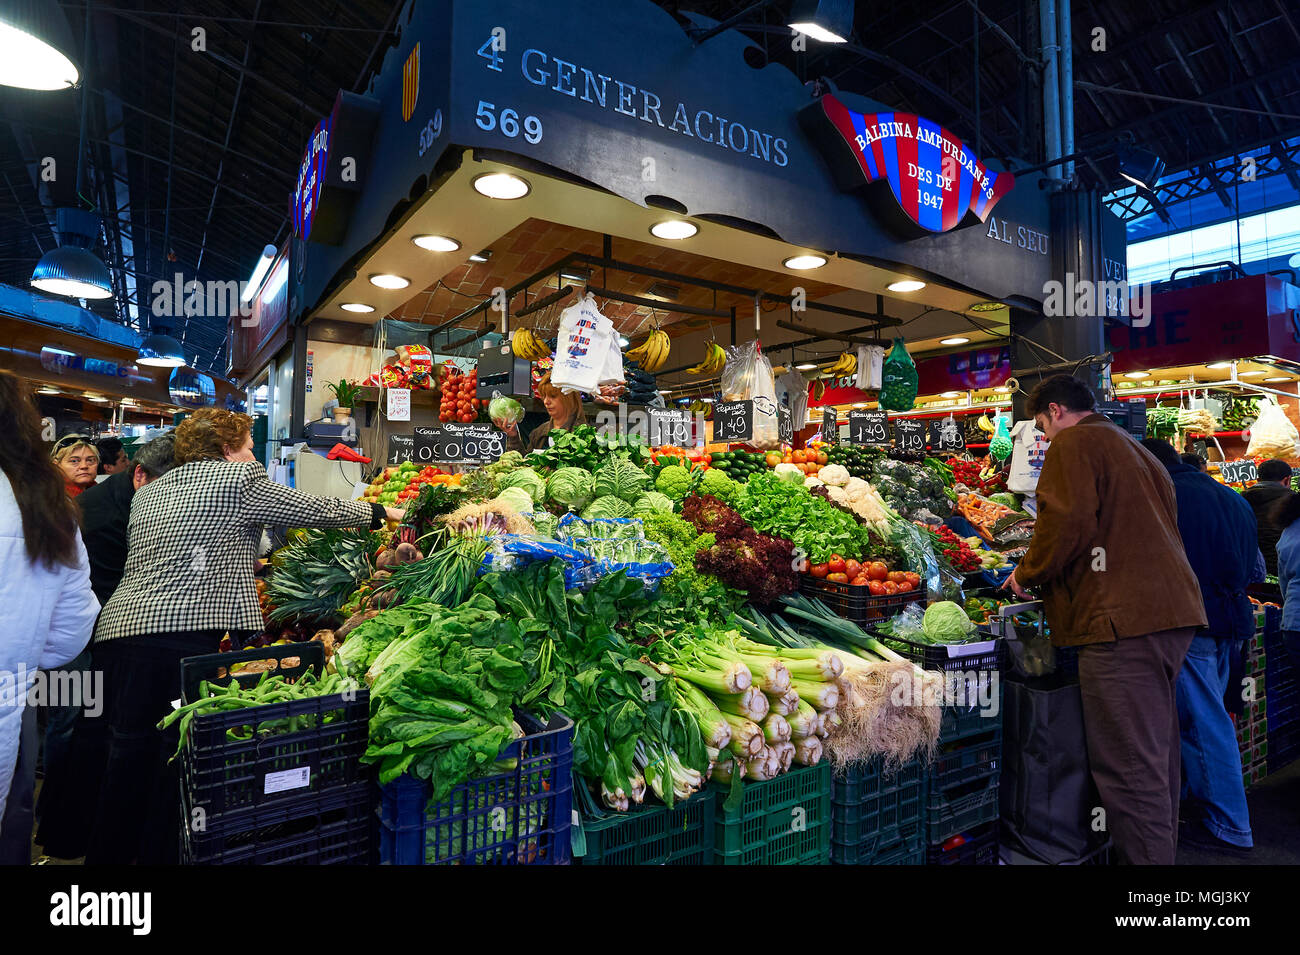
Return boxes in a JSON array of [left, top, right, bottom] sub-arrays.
[[655, 464, 694, 501], [844, 477, 872, 499], [825, 485, 848, 504], [817, 464, 850, 487], [773, 463, 805, 486], [804, 475, 825, 489]]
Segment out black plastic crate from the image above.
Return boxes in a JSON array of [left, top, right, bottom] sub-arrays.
[[378, 711, 574, 865], [878, 632, 1004, 675], [831, 827, 925, 865], [939, 681, 1005, 742], [182, 785, 374, 865], [178, 643, 370, 822], [927, 821, 998, 865], [930, 729, 1001, 791], [830, 755, 926, 855], [799, 576, 924, 625], [926, 774, 1000, 846]]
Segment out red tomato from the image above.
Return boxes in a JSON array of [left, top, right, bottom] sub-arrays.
[[809, 563, 829, 579], [887, 571, 907, 584], [827, 572, 849, 584], [460, 413, 475, 422], [827, 555, 846, 575], [904, 572, 921, 588], [882, 581, 899, 595], [867, 562, 889, 581], [850, 576, 868, 587], [867, 580, 886, 596], [897, 581, 914, 593], [844, 559, 862, 579]]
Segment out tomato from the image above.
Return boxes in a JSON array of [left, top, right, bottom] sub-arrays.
[[827, 572, 849, 584], [867, 580, 886, 596], [782, 454, 793, 464], [793, 450, 806, 464], [904, 572, 921, 588], [460, 413, 475, 422], [866, 561, 889, 581], [887, 571, 907, 584], [809, 563, 829, 579], [882, 581, 899, 595], [844, 559, 862, 579], [827, 555, 846, 574], [851, 576, 868, 587], [897, 581, 914, 593], [703, 454, 712, 465], [816, 450, 828, 466], [765, 452, 782, 467]]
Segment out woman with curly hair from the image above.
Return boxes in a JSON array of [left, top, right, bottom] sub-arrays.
[[87, 407, 403, 864]]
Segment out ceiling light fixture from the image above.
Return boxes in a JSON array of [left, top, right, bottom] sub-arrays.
[[472, 172, 530, 199], [36, 386, 59, 395], [1239, 370, 1266, 377], [137, 332, 186, 368], [940, 337, 970, 346], [340, 302, 375, 314], [468, 250, 492, 263], [888, 279, 926, 292], [994, 386, 1011, 393], [701, 397, 714, 403], [0, 0, 80, 90], [1265, 376, 1292, 382], [618, 336, 629, 348], [412, 234, 461, 252], [240, 244, 277, 303], [657, 389, 672, 395], [795, 363, 818, 371], [1116, 143, 1166, 192], [969, 301, 1005, 312], [650, 220, 698, 240], [1206, 361, 1232, 370], [1124, 371, 1150, 379], [787, 0, 853, 43], [852, 402, 868, 408], [783, 254, 827, 270], [369, 274, 410, 290], [940, 391, 961, 398]]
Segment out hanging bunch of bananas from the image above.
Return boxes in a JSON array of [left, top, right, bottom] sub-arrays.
[[686, 341, 726, 376], [511, 327, 551, 361], [626, 329, 671, 372], [826, 350, 857, 379], [688, 399, 711, 416], [812, 379, 827, 401], [977, 414, 997, 434]]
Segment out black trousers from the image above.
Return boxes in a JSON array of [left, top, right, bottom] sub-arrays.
[[85, 631, 231, 865]]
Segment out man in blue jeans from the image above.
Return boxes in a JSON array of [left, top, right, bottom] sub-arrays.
[[1141, 440, 1256, 853]]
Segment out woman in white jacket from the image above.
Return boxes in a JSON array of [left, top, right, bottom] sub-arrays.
[[0, 371, 99, 828]]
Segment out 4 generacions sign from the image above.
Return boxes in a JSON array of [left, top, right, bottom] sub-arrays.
[[800, 94, 1015, 237]]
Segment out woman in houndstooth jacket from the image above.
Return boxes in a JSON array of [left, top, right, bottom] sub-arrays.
[[86, 408, 402, 865]]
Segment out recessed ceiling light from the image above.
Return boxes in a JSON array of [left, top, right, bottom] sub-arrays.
[[783, 254, 827, 270], [940, 337, 970, 346], [852, 402, 868, 408], [1124, 371, 1150, 379], [795, 363, 818, 371], [969, 301, 1004, 312], [940, 391, 961, 398], [468, 250, 491, 263], [1207, 361, 1232, 370], [412, 235, 461, 252], [1118, 381, 1133, 388], [994, 387, 1011, 393], [472, 172, 530, 199], [888, 280, 926, 293], [1239, 370, 1265, 377], [701, 397, 714, 403], [369, 274, 410, 290], [1265, 376, 1291, 382], [650, 220, 698, 240], [340, 302, 375, 313]]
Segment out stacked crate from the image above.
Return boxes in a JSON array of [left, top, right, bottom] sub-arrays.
[[829, 754, 926, 864], [1263, 606, 1299, 772], [1238, 622, 1269, 789], [925, 691, 1003, 863]]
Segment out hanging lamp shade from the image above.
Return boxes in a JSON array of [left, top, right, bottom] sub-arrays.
[[30, 245, 113, 299], [138, 332, 187, 368], [788, 0, 854, 43], [0, 0, 80, 90]]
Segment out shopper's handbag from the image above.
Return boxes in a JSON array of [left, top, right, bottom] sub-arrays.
[[1001, 674, 1105, 864]]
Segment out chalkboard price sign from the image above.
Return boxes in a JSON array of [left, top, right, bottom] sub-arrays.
[[778, 405, 793, 445], [648, 407, 691, 447], [388, 433, 415, 464], [892, 418, 927, 455], [1219, 460, 1258, 484], [414, 423, 506, 465], [847, 409, 889, 446], [822, 407, 838, 446], [928, 415, 966, 452], [713, 400, 753, 443]]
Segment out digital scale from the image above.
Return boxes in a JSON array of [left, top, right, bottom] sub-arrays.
[[475, 343, 533, 400]]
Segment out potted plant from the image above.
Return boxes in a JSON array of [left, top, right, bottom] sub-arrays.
[[327, 379, 361, 423]]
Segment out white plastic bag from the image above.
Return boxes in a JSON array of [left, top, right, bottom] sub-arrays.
[[1008, 420, 1049, 494], [1245, 399, 1298, 460], [722, 339, 779, 449], [552, 294, 615, 395], [856, 344, 885, 391], [775, 366, 808, 433]]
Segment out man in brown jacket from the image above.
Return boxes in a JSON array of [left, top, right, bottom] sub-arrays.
[[1005, 374, 1207, 864]]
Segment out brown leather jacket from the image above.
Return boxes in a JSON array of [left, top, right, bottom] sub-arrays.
[[1016, 414, 1207, 646]]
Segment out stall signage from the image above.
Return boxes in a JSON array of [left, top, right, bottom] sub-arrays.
[[892, 418, 927, 454], [388, 433, 415, 464], [822, 407, 838, 445], [40, 347, 134, 379], [1219, 460, 1258, 484], [292, 112, 332, 241], [778, 405, 793, 445], [928, 415, 966, 452], [387, 388, 411, 422], [648, 406, 691, 446], [713, 400, 753, 443], [414, 423, 506, 465], [847, 409, 889, 446], [290, 91, 380, 245], [800, 94, 1015, 236]]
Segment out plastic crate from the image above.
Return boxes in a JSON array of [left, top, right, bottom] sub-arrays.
[[799, 576, 924, 625], [930, 729, 1001, 791], [926, 774, 1000, 845], [1268, 735, 1300, 773], [927, 821, 998, 865], [575, 787, 715, 865], [182, 785, 373, 865], [377, 712, 574, 865], [178, 643, 370, 822], [713, 762, 831, 865], [880, 632, 1004, 675], [940, 680, 1005, 742], [831, 827, 925, 864], [830, 755, 925, 854]]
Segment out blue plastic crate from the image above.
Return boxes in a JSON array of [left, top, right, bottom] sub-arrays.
[[930, 728, 1001, 791], [927, 820, 998, 865], [926, 774, 1000, 846], [377, 712, 574, 865]]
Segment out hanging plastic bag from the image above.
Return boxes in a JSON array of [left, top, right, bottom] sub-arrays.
[[989, 415, 1014, 461], [1245, 399, 1298, 460], [721, 339, 779, 449], [775, 365, 808, 433], [1008, 420, 1048, 494], [879, 337, 918, 411], [856, 344, 886, 391], [552, 294, 614, 395]]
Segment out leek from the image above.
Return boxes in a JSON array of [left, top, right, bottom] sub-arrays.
[[676, 679, 732, 749], [763, 712, 791, 743], [720, 712, 765, 756], [772, 741, 795, 773], [787, 698, 819, 737], [766, 688, 801, 717], [792, 677, 839, 711], [794, 736, 823, 766], [714, 686, 769, 721]]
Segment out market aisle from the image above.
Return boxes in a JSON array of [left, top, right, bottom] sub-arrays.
[[1176, 761, 1300, 865]]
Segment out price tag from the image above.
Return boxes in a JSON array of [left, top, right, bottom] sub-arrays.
[[387, 433, 415, 464], [414, 423, 507, 465], [892, 418, 926, 455], [822, 407, 838, 446], [778, 405, 793, 445], [1219, 460, 1258, 484], [386, 388, 411, 422], [847, 409, 889, 446], [264, 766, 311, 795], [713, 400, 753, 443], [928, 415, 966, 452], [649, 407, 692, 447]]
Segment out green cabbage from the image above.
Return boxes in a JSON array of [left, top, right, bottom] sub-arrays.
[[498, 466, 547, 502], [494, 487, 534, 516], [632, 491, 675, 517], [488, 395, 524, 429], [581, 494, 634, 519], [922, 601, 978, 644], [547, 467, 594, 511], [593, 456, 651, 503], [655, 464, 693, 501]]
